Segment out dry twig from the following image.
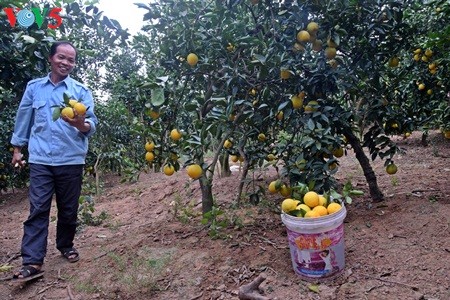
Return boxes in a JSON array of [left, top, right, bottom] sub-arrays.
[[238, 273, 270, 300], [359, 273, 419, 291], [67, 285, 75, 300]]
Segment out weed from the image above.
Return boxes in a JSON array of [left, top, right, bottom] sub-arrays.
[[201, 204, 228, 239], [390, 176, 399, 186], [105, 247, 174, 293], [77, 195, 109, 230], [73, 281, 101, 294], [172, 192, 199, 223]]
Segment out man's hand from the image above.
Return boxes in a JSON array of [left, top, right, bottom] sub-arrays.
[[11, 147, 26, 168], [61, 111, 91, 133]]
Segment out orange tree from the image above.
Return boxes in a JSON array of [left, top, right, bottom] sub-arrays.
[[398, 0, 449, 140], [135, 0, 446, 213]]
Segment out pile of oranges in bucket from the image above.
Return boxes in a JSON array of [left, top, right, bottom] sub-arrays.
[[281, 191, 342, 218]]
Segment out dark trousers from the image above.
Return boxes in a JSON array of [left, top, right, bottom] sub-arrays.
[[21, 163, 83, 265]]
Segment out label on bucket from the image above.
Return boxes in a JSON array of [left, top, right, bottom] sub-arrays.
[[286, 223, 345, 279]]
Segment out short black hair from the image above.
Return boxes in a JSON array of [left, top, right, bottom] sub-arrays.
[[50, 41, 77, 58]]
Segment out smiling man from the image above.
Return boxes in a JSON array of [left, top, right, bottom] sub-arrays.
[[10, 41, 98, 282]]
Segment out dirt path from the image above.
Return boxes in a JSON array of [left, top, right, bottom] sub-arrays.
[[1, 130, 449, 300]]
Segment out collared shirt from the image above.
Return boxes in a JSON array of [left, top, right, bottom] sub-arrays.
[[11, 73, 98, 166]]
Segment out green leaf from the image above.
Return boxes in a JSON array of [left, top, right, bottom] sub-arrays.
[[252, 54, 266, 64], [52, 107, 61, 121], [308, 284, 320, 293], [0, 264, 14, 272], [330, 189, 342, 200], [21, 35, 36, 44], [63, 92, 71, 103], [345, 196, 353, 204], [307, 119, 315, 131], [349, 190, 364, 196], [151, 88, 165, 106]]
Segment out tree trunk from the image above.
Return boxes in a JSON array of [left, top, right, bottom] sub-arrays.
[[421, 131, 428, 147], [219, 153, 231, 177], [343, 128, 384, 202], [199, 177, 214, 214], [235, 158, 250, 204]]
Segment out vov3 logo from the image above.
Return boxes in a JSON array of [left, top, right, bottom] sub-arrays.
[[3, 6, 63, 29]]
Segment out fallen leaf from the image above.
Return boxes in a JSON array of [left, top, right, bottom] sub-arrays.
[[308, 284, 320, 293]]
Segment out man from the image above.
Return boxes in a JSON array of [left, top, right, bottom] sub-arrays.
[[10, 41, 98, 281]]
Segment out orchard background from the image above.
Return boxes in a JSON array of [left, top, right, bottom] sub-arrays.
[[0, 0, 449, 299]]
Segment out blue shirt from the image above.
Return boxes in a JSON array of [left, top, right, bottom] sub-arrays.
[[11, 73, 98, 166]]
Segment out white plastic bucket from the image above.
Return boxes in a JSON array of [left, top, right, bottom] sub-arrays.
[[280, 205, 347, 281]]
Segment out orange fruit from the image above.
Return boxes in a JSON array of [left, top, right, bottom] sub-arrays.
[[312, 40, 323, 52], [306, 22, 319, 34], [327, 202, 342, 214], [312, 205, 328, 216], [187, 164, 203, 179], [333, 147, 344, 158], [304, 210, 321, 218], [68, 99, 78, 107], [187, 53, 198, 66], [318, 195, 327, 206], [61, 107, 74, 118], [296, 30, 310, 42], [268, 180, 280, 194], [73, 102, 87, 115], [145, 141, 155, 152], [325, 47, 337, 59], [388, 57, 399, 67], [163, 164, 175, 176], [291, 94, 304, 109], [281, 198, 300, 213], [280, 69, 291, 79], [386, 163, 398, 175], [145, 152, 155, 162], [303, 191, 320, 208], [280, 184, 291, 197], [148, 110, 160, 120], [224, 139, 233, 149], [170, 129, 182, 141], [296, 204, 311, 213]]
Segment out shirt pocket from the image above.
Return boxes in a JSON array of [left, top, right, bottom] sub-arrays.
[[32, 100, 48, 125]]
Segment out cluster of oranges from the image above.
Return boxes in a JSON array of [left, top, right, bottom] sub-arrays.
[[281, 191, 342, 218], [280, 21, 340, 115], [58, 93, 88, 119], [144, 129, 182, 170], [144, 135, 203, 180], [413, 48, 437, 95]]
